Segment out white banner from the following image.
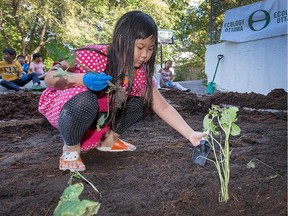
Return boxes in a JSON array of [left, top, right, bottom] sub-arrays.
[[220, 0, 288, 42]]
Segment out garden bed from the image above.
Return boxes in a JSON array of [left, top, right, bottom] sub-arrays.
[[0, 89, 286, 216]]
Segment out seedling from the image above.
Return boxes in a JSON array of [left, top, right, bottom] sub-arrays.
[[203, 105, 241, 202], [246, 160, 256, 169], [54, 172, 101, 216], [246, 158, 273, 170]]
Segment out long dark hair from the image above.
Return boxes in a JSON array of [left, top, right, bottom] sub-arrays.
[[106, 11, 158, 129]]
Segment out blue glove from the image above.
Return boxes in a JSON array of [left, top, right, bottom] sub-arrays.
[[83, 72, 112, 91], [22, 74, 28, 81]]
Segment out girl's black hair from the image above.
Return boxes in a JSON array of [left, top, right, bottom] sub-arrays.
[[106, 10, 158, 130]]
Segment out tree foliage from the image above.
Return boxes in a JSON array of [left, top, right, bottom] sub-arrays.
[[0, 0, 260, 67], [0, 0, 176, 61], [173, 0, 260, 66]]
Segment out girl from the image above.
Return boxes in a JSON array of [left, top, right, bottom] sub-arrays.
[[39, 10, 204, 172], [157, 60, 190, 92]]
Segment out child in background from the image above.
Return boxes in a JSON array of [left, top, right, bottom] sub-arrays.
[[0, 48, 45, 92], [39, 10, 204, 172], [158, 60, 190, 92], [17, 55, 29, 74], [29, 53, 46, 79]]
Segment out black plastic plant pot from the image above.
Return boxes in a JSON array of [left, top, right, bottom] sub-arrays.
[[192, 139, 211, 166]]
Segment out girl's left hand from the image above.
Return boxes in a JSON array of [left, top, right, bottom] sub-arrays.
[[189, 131, 205, 147]]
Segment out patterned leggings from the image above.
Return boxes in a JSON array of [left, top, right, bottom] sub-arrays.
[[58, 91, 144, 146]]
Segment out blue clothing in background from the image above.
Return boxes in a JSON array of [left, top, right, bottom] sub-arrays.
[[20, 63, 29, 74]]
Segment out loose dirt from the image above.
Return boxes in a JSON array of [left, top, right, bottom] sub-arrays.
[[0, 89, 287, 216]]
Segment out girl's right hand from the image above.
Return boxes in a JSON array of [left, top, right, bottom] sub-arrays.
[[189, 131, 205, 147]]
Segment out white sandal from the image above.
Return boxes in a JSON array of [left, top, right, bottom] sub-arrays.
[[59, 151, 86, 172]]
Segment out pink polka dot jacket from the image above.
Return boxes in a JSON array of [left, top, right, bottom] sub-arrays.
[[38, 44, 151, 151]]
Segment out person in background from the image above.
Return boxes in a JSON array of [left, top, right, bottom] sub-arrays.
[[157, 60, 190, 92], [38, 10, 203, 172], [29, 53, 46, 79], [17, 55, 29, 74], [0, 48, 45, 92]]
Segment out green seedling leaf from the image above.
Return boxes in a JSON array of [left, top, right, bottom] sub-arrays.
[[96, 115, 106, 131], [54, 183, 100, 216], [52, 68, 72, 78], [203, 114, 216, 134], [231, 123, 241, 136], [221, 107, 238, 122], [203, 114, 211, 132], [247, 160, 256, 169], [220, 107, 240, 135]]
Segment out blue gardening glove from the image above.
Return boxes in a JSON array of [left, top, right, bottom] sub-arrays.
[[83, 72, 112, 91], [22, 74, 28, 81]]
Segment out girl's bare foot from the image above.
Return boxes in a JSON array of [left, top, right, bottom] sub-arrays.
[[97, 130, 136, 152], [99, 130, 119, 148]]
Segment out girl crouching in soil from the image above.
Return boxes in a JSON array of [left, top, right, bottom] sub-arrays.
[[38, 10, 204, 172]]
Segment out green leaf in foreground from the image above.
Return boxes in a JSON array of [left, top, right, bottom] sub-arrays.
[[219, 106, 240, 136], [246, 160, 256, 169], [46, 41, 76, 66], [54, 183, 100, 216]]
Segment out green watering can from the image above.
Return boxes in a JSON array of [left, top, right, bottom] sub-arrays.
[[207, 54, 224, 95]]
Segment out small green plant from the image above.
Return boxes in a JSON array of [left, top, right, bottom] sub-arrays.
[[54, 172, 101, 216], [246, 160, 256, 169], [246, 158, 273, 169], [203, 105, 241, 202]]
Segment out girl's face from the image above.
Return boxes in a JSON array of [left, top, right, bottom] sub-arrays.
[[134, 35, 155, 68], [165, 61, 172, 69]]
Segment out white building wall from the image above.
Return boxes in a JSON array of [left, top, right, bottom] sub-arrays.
[[205, 35, 287, 95]]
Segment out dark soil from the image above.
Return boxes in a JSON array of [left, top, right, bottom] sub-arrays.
[[0, 89, 287, 216]]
